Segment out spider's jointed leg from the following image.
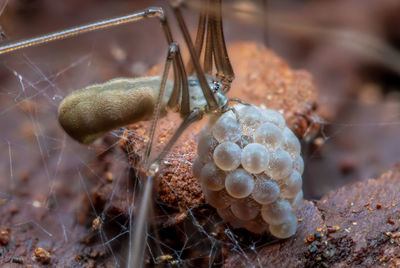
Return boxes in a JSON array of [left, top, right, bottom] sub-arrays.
[[0, 8, 168, 54], [129, 44, 183, 266], [142, 43, 179, 169]]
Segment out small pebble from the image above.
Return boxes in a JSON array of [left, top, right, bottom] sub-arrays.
[[34, 247, 52, 264], [12, 257, 24, 264], [0, 229, 9, 246]]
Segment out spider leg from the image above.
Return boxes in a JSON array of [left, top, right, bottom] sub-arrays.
[[130, 40, 194, 268], [186, 0, 207, 75], [0, 8, 163, 54], [129, 108, 203, 268], [177, 0, 234, 94], [142, 43, 179, 168], [209, 10, 224, 79], [153, 109, 203, 165], [204, 1, 214, 75], [159, 15, 189, 114], [201, 0, 234, 91], [172, 3, 219, 114], [213, 0, 234, 90], [128, 174, 153, 268]]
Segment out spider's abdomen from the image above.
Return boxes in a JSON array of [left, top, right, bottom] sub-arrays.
[[58, 76, 172, 144], [192, 104, 304, 238]]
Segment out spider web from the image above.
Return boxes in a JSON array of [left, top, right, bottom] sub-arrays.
[[1, 0, 400, 267]]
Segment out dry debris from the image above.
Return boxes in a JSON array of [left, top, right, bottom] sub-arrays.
[[33, 248, 52, 264], [0, 228, 10, 246]]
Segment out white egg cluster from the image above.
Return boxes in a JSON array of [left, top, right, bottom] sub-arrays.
[[192, 104, 304, 239]]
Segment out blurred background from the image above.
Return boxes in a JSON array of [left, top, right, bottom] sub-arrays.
[[0, 0, 400, 265]]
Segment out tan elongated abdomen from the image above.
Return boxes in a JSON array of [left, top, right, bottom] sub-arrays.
[[58, 76, 172, 144]]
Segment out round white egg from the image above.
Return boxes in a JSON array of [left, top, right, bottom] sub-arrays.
[[269, 214, 298, 239], [293, 156, 304, 175], [261, 109, 286, 130], [238, 105, 263, 135], [213, 142, 242, 171], [202, 187, 233, 209], [241, 143, 270, 174], [282, 127, 301, 160], [192, 157, 204, 179], [200, 162, 226, 191], [252, 175, 280, 205], [254, 123, 283, 150], [197, 131, 218, 163], [261, 199, 294, 225], [266, 149, 293, 180], [230, 197, 260, 221], [225, 169, 255, 198], [212, 112, 242, 143], [280, 171, 302, 198]]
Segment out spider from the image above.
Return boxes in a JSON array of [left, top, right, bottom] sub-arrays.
[[0, 0, 238, 266]]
